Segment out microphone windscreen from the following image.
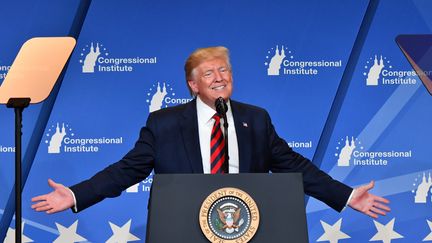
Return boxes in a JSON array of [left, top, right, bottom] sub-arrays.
[[215, 97, 228, 115]]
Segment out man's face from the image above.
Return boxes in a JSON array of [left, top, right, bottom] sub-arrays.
[[188, 58, 233, 109]]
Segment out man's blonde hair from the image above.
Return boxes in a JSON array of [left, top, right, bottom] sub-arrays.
[[184, 46, 231, 95]]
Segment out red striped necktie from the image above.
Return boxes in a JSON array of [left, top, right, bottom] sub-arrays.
[[210, 113, 227, 174]]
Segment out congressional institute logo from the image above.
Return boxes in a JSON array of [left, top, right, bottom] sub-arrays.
[[79, 41, 157, 73], [363, 53, 417, 86], [199, 187, 259, 242], [264, 44, 342, 76], [45, 122, 123, 154]]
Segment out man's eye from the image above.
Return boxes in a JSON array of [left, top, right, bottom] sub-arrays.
[[219, 67, 227, 72], [204, 72, 212, 77]]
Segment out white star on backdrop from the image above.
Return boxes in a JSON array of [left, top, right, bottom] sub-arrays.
[[105, 219, 140, 243], [3, 222, 33, 243], [317, 218, 350, 243], [53, 220, 87, 243], [370, 218, 403, 243], [424, 220, 432, 241]]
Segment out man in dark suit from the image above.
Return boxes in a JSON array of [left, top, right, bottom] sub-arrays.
[[32, 46, 390, 218]]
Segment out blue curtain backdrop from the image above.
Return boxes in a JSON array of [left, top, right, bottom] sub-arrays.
[[0, 0, 431, 242]]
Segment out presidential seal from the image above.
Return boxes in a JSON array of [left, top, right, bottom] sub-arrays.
[[199, 187, 260, 243]]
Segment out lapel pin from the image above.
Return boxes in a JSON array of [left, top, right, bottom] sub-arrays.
[[242, 122, 248, 128]]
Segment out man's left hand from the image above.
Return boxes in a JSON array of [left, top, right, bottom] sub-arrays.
[[348, 180, 390, 218]]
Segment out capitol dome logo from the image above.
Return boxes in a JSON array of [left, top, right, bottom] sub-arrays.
[[45, 123, 73, 154], [265, 45, 292, 76], [146, 82, 192, 112], [335, 136, 363, 167], [364, 55, 391, 86], [146, 82, 172, 112], [412, 172, 432, 204], [79, 42, 108, 73]]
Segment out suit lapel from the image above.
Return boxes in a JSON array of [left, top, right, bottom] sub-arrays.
[[179, 99, 204, 173], [231, 101, 253, 173]]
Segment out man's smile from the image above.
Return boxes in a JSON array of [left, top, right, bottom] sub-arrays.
[[211, 85, 226, 90]]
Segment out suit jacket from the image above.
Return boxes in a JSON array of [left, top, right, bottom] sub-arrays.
[[70, 99, 352, 212]]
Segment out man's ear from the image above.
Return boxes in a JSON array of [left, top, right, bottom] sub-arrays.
[[188, 80, 198, 94]]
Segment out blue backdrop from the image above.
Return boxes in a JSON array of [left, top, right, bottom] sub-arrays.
[[1, 0, 431, 242]]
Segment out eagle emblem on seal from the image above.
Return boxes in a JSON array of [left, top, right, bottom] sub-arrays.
[[216, 203, 244, 234]]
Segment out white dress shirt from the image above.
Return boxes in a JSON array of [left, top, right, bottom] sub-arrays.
[[196, 96, 239, 173]]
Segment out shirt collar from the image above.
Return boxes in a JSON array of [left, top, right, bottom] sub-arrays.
[[196, 96, 232, 124]]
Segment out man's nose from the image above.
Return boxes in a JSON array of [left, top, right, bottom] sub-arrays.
[[214, 70, 223, 81]]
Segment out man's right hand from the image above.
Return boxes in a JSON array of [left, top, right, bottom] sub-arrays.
[[31, 179, 74, 214]]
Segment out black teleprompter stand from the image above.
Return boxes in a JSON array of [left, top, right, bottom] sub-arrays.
[[6, 98, 30, 243]]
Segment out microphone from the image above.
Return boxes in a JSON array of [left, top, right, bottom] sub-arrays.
[[215, 97, 228, 116]]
